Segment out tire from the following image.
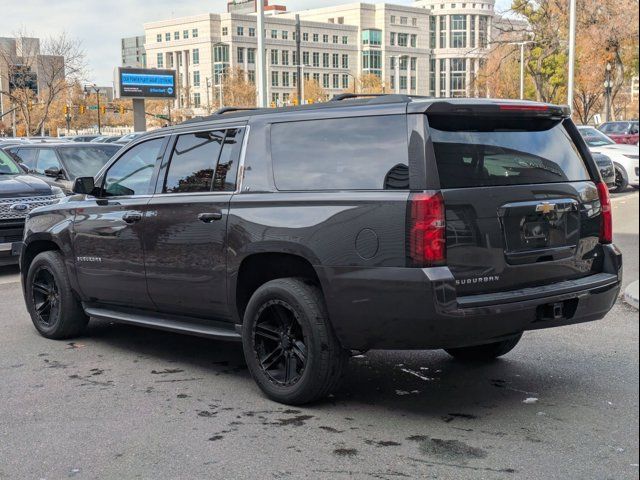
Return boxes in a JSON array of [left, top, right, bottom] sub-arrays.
[[25, 251, 88, 339], [610, 165, 629, 193], [241, 277, 348, 405], [444, 334, 522, 362]]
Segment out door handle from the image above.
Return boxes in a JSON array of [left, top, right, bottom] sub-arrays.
[[122, 212, 142, 224], [198, 212, 223, 223]]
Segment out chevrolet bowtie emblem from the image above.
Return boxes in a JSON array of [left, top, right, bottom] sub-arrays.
[[536, 202, 557, 214]]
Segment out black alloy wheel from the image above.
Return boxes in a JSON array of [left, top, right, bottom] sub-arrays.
[[31, 267, 60, 327], [252, 299, 307, 387]]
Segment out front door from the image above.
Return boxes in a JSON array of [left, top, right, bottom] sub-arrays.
[[73, 137, 167, 309], [144, 127, 245, 320]]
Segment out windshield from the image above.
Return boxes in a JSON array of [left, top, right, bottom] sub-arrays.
[[579, 127, 616, 147], [0, 150, 22, 175], [429, 116, 590, 189], [57, 146, 119, 179]]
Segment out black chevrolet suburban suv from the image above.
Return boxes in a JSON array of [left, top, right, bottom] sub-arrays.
[[20, 96, 622, 405]]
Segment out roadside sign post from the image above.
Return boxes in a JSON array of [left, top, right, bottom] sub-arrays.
[[132, 98, 146, 132]]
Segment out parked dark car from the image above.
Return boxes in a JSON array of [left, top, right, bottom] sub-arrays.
[[0, 149, 63, 266], [5, 143, 121, 194], [598, 121, 639, 145], [69, 135, 101, 143], [20, 96, 622, 405]]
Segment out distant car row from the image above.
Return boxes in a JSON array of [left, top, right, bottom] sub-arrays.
[[0, 132, 145, 147]]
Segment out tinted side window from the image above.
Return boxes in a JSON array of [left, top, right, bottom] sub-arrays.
[[214, 128, 243, 192], [103, 138, 164, 197], [164, 131, 224, 193], [271, 115, 408, 191], [35, 149, 62, 174]]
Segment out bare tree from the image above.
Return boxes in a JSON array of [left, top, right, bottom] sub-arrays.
[[0, 30, 86, 135]]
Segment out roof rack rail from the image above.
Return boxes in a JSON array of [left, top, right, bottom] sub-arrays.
[[214, 107, 258, 115], [330, 93, 389, 102], [330, 93, 432, 103]]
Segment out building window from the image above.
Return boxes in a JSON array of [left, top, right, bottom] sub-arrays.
[[192, 48, 200, 65], [292, 71, 298, 86], [332, 53, 339, 69], [271, 92, 279, 105], [193, 71, 200, 87], [390, 32, 396, 46], [282, 71, 290, 87], [429, 58, 436, 96], [156, 34, 162, 43], [304, 72, 310, 81], [363, 29, 382, 46], [165, 32, 171, 41], [222, 27, 228, 36], [450, 58, 466, 96], [323, 53, 329, 68], [400, 17, 408, 25], [342, 74, 349, 89], [313, 33, 319, 42], [303, 51, 310, 65], [429, 17, 437, 49], [333, 35, 339, 44], [323, 34, 329, 43], [323, 73, 330, 88], [193, 93, 201, 108], [410, 57, 417, 71], [271, 49, 279, 65], [303, 32, 309, 41], [271, 30, 278, 39], [451, 15, 467, 48], [237, 26, 244, 36], [157, 53, 164, 68], [214, 44, 229, 63], [248, 70, 256, 83], [342, 36, 348, 44], [398, 33, 409, 47], [249, 27, 256, 37], [342, 54, 349, 69], [237, 47, 244, 64], [292, 51, 298, 65], [439, 16, 447, 49], [312, 52, 320, 67], [390, 15, 396, 24], [362, 50, 382, 76], [470, 15, 476, 48], [192, 29, 199, 38], [332, 74, 339, 89], [174, 31, 180, 40], [479, 16, 488, 48], [282, 30, 289, 40], [248, 48, 256, 64], [313, 72, 320, 83], [282, 50, 289, 66], [183, 30, 189, 39], [271, 70, 279, 87], [439, 58, 447, 97], [412, 17, 418, 27], [410, 34, 417, 48], [338, 17, 344, 24]]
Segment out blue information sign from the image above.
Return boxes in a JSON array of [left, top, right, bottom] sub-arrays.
[[118, 67, 177, 99]]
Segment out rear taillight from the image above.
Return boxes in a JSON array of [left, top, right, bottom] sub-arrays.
[[407, 191, 446, 267], [597, 182, 613, 244], [498, 104, 550, 112]]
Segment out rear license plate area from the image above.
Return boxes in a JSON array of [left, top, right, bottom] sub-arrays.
[[536, 298, 579, 322]]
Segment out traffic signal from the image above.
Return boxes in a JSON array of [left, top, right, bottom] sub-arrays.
[[63, 106, 70, 115], [119, 105, 126, 115], [100, 105, 106, 115], [79, 105, 86, 114], [292, 98, 299, 106]]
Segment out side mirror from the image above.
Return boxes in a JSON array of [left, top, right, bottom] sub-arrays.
[[72, 176, 95, 195], [44, 167, 62, 178]]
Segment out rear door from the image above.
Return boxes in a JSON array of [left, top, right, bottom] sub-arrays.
[[143, 127, 245, 320], [426, 108, 603, 296]]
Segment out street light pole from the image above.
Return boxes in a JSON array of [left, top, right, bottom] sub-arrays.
[[84, 84, 102, 135], [604, 62, 613, 122], [205, 77, 211, 114], [567, 0, 577, 109], [509, 41, 534, 100]]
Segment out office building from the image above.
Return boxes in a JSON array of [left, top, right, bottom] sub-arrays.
[[121, 35, 147, 68]]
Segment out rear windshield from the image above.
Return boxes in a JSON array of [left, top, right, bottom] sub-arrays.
[[58, 146, 119, 179], [428, 116, 590, 189]]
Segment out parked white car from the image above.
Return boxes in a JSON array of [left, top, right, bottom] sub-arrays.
[[578, 126, 640, 192]]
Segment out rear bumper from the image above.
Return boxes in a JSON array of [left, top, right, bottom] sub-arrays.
[[316, 244, 622, 350]]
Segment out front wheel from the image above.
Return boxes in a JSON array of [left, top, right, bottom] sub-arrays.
[[25, 251, 88, 339], [610, 165, 629, 193], [444, 334, 522, 362], [242, 278, 348, 405]]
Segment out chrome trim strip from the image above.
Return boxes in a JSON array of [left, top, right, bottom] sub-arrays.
[[0, 243, 12, 252]]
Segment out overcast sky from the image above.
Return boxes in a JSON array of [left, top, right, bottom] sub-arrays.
[[3, 0, 511, 85]]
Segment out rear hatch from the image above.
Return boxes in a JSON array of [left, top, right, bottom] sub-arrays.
[[426, 103, 605, 296]]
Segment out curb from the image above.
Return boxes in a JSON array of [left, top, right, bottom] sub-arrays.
[[623, 280, 639, 310]]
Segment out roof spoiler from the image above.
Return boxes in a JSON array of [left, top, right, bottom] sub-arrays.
[[424, 101, 570, 118]]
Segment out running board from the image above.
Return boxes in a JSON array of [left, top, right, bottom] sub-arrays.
[[84, 306, 242, 342]]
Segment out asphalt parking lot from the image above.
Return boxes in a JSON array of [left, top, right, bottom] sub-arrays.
[[0, 191, 638, 480]]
